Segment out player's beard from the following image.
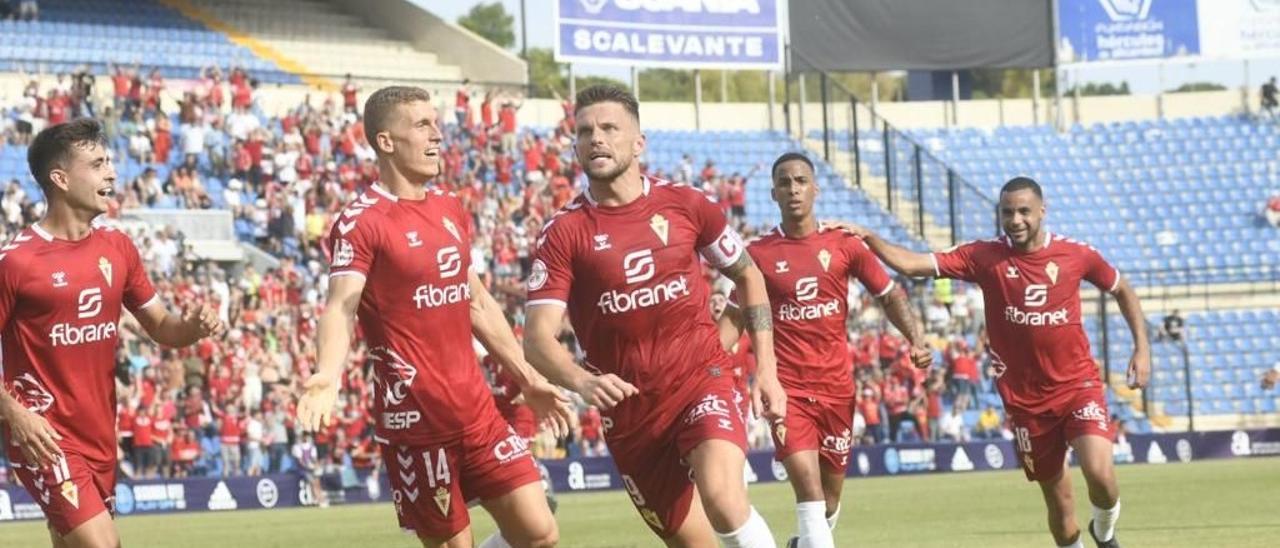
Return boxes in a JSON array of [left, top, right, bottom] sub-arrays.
[[584, 153, 631, 183]]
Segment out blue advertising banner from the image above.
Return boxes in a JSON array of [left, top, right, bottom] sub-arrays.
[[1058, 0, 1201, 63], [3, 429, 1277, 522], [553, 0, 784, 69]]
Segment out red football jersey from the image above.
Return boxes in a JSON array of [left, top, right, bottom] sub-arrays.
[[0, 224, 157, 463], [932, 232, 1119, 415], [527, 178, 745, 420], [742, 226, 893, 400], [327, 184, 495, 446]]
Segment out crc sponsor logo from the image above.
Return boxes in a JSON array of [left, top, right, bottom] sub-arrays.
[[382, 410, 422, 430], [256, 479, 279, 508], [684, 393, 732, 425], [597, 275, 689, 314], [820, 428, 853, 455], [1071, 400, 1109, 431], [566, 462, 613, 490], [1004, 306, 1068, 326], [77, 287, 103, 318], [622, 249, 656, 284], [413, 281, 471, 309], [436, 246, 463, 278], [493, 427, 532, 464]]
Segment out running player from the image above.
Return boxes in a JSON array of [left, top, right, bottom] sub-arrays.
[[718, 152, 932, 548], [837, 177, 1149, 548], [296, 86, 570, 548], [524, 85, 785, 548], [0, 118, 225, 547]]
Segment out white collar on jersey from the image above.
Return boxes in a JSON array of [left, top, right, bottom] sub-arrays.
[[583, 176, 651, 207], [774, 223, 826, 238], [1004, 229, 1052, 249], [369, 182, 399, 202], [29, 221, 100, 242]]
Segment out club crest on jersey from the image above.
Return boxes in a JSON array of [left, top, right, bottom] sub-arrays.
[[442, 217, 461, 242], [818, 249, 832, 272], [98, 257, 113, 287], [649, 214, 669, 246], [1046, 261, 1060, 285], [405, 231, 423, 248], [593, 234, 612, 251], [1005, 265, 1020, 278], [433, 486, 451, 516], [51, 271, 68, 288], [775, 424, 788, 446], [775, 261, 789, 274], [61, 480, 79, 509]]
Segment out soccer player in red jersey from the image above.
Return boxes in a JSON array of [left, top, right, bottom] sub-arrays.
[[524, 85, 786, 548], [841, 177, 1150, 548], [295, 86, 570, 548], [718, 153, 931, 548], [0, 119, 224, 548]]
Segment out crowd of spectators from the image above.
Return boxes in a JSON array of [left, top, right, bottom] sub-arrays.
[[0, 65, 1030, 486]]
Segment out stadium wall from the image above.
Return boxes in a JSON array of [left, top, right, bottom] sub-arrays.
[[324, 0, 527, 86], [3, 429, 1277, 523]]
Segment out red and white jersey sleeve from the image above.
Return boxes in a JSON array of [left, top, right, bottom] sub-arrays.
[[844, 234, 893, 298]]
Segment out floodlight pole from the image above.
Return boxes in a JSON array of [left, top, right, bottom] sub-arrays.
[[694, 69, 703, 131]]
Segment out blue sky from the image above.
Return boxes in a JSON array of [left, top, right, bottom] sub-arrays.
[[423, 1, 1280, 96]]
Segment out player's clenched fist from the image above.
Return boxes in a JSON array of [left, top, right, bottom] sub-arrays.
[[752, 370, 787, 424], [182, 303, 226, 339], [573, 373, 638, 410], [296, 371, 339, 432], [0, 400, 64, 467], [910, 344, 934, 369]]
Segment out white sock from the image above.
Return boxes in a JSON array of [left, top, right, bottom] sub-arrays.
[[1091, 499, 1121, 542], [477, 533, 512, 548], [795, 501, 834, 548], [716, 507, 777, 548], [1058, 537, 1084, 548], [825, 503, 841, 530]]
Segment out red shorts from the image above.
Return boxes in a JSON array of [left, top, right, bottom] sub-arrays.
[[8, 450, 115, 535], [771, 395, 855, 472], [605, 374, 749, 538], [1008, 388, 1112, 482], [381, 413, 541, 539]]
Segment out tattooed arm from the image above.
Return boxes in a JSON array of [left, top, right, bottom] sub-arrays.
[[878, 285, 933, 369], [718, 253, 786, 422]]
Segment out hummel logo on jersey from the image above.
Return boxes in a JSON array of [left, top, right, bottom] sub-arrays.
[[1005, 266, 1020, 278], [775, 261, 789, 273], [51, 272, 68, 287], [623, 249, 656, 284], [593, 234, 611, 251], [406, 231, 423, 248], [77, 287, 103, 318]]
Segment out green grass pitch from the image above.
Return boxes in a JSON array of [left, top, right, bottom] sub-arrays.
[[1, 458, 1276, 547]]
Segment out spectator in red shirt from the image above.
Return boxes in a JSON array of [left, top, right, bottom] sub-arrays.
[[1265, 194, 1280, 228], [341, 73, 359, 112], [878, 332, 903, 371], [170, 429, 200, 478], [153, 116, 173, 165], [858, 376, 884, 444], [480, 89, 495, 130], [219, 406, 243, 476], [579, 406, 605, 457], [499, 97, 521, 152], [948, 342, 980, 408], [455, 79, 471, 127], [522, 135, 545, 184], [132, 405, 155, 478], [883, 376, 912, 443], [151, 402, 174, 477]]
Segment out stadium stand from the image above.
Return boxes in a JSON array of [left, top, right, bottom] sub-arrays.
[[0, 0, 296, 82]]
